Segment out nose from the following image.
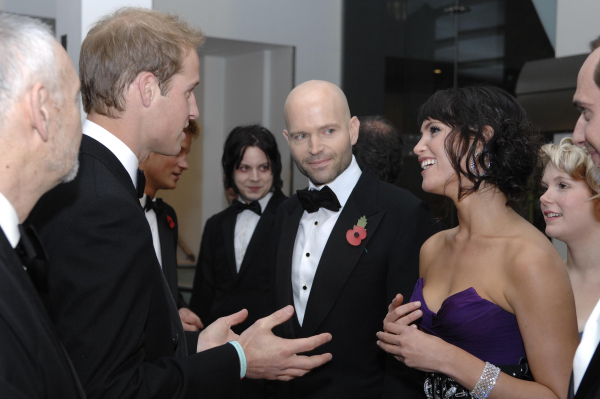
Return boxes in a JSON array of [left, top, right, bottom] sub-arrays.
[[573, 114, 586, 146], [179, 154, 189, 171], [250, 168, 259, 181], [308, 134, 324, 155], [189, 92, 200, 119], [413, 135, 426, 156], [539, 188, 553, 207]]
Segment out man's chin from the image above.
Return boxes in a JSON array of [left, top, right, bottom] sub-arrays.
[[61, 159, 80, 183]]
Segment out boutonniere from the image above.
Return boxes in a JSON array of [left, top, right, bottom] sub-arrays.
[[166, 215, 175, 229], [346, 216, 367, 246]]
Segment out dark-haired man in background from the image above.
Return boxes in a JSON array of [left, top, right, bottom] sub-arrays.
[[353, 115, 404, 185], [190, 124, 286, 398], [140, 119, 203, 331]]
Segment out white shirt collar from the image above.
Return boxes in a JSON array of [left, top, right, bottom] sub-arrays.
[[0, 191, 20, 248], [236, 191, 274, 214], [308, 155, 361, 208], [83, 119, 140, 188]]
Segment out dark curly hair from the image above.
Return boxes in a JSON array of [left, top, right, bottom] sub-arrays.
[[353, 116, 403, 185], [222, 124, 283, 193], [417, 85, 542, 207]]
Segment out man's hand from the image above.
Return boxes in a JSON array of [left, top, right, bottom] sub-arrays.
[[197, 309, 247, 353], [238, 305, 333, 381], [179, 307, 203, 331]]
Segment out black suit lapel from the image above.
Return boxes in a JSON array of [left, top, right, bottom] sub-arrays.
[[576, 343, 600, 399], [275, 198, 305, 338], [80, 135, 140, 207], [222, 209, 238, 277], [300, 172, 385, 337]]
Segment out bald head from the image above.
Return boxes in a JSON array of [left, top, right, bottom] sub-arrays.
[[284, 80, 351, 130], [283, 80, 359, 186]]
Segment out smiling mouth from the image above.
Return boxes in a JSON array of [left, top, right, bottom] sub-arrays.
[[545, 212, 562, 218], [420, 159, 437, 170]]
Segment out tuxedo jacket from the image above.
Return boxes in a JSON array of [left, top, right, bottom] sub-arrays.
[[273, 170, 443, 399], [189, 189, 287, 334], [0, 231, 85, 398], [27, 135, 240, 399], [572, 345, 600, 399], [155, 200, 188, 309]]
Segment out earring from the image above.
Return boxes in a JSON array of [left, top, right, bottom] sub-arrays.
[[470, 152, 491, 176]]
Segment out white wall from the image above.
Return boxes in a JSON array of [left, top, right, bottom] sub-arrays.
[[0, 0, 54, 18], [556, 0, 600, 57], [152, 0, 343, 87]]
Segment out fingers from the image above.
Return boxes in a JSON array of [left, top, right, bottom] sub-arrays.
[[383, 301, 421, 326], [286, 352, 333, 371], [385, 309, 422, 332], [285, 333, 332, 355], [261, 305, 295, 330], [387, 294, 404, 313], [181, 321, 200, 332], [222, 309, 248, 327]]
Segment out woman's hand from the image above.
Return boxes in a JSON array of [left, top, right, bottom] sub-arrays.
[[377, 294, 448, 373]]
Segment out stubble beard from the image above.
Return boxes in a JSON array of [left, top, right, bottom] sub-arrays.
[[296, 148, 353, 186]]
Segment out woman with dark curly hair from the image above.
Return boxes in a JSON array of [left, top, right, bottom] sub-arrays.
[[376, 86, 579, 399]]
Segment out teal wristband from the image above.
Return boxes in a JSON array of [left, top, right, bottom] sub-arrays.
[[228, 341, 246, 378]]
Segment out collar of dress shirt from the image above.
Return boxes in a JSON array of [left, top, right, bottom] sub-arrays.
[[140, 194, 152, 209], [236, 191, 274, 214], [83, 119, 139, 188], [0, 190, 20, 248], [307, 155, 361, 208]]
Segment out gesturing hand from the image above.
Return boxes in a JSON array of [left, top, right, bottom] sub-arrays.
[[239, 305, 333, 381], [179, 307, 203, 331], [196, 309, 247, 353]]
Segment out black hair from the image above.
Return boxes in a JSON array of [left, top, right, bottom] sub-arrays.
[[353, 115, 403, 185], [417, 85, 542, 207], [222, 124, 283, 193]]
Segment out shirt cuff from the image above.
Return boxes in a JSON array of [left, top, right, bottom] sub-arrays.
[[228, 341, 247, 378]]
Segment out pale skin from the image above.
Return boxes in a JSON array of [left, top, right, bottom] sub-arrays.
[[540, 163, 600, 332], [376, 119, 579, 399], [283, 80, 359, 187], [0, 42, 81, 223], [96, 50, 333, 378]]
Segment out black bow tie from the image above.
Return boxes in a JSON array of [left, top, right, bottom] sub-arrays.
[[297, 186, 341, 213], [144, 197, 162, 213], [137, 169, 146, 199], [15, 224, 48, 291], [232, 200, 262, 216]]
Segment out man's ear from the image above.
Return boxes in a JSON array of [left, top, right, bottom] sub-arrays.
[[482, 125, 494, 142], [283, 129, 290, 143], [30, 82, 51, 142], [138, 72, 158, 108], [349, 116, 360, 146]]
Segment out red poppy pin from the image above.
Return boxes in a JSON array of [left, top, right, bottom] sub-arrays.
[[346, 216, 367, 246], [166, 215, 175, 229]]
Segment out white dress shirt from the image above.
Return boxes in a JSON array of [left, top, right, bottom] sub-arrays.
[[291, 156, 362, 325], [140, 195, 162, 268], [234, 192, 273, 272], [0, 191, 20, 248], [573, 298, 600, 393], [83, 119, 139, 188]]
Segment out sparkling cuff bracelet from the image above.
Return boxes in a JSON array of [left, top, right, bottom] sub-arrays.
[[470, 362, 501, 399]]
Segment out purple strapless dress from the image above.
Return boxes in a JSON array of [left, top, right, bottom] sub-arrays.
[[410, 278, 526, 365]]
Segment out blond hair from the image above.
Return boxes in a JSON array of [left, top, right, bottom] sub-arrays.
[[540, 137, 600, 200], [80, 7, 205, 118]]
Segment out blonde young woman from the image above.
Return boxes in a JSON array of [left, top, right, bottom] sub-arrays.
[[540, 137, 600, 335], [376, 86, 579, 399]]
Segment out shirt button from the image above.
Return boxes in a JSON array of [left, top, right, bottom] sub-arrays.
[[314, 221, 318, 225], [306, 252, 310, 257], [303, 285, 307, 290]]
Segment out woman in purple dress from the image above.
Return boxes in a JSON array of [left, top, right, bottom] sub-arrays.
[[376, 86, 579, 399]]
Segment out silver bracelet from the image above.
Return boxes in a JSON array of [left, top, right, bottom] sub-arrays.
[[470, 362, 501, 399]]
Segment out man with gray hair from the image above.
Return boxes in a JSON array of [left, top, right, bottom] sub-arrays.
[[570, 37, 600, 399], [28, 7, 331, 399], [0, 13, 84, 397]]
